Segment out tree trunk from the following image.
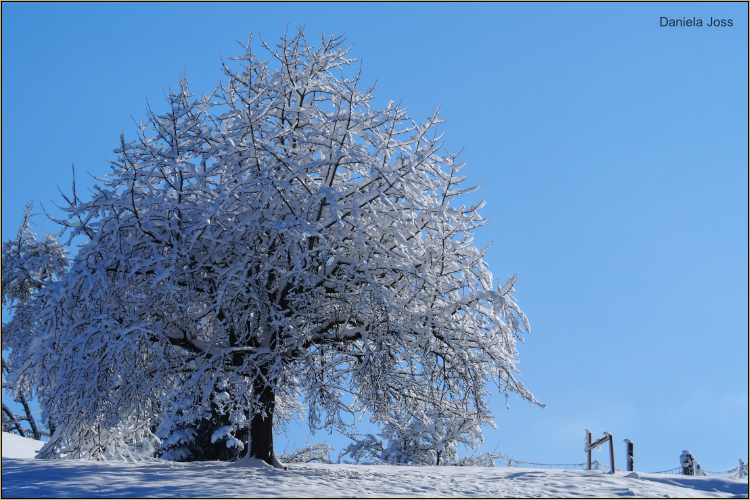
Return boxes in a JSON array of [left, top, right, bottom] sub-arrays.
[[19, 392, 41, 440], [248, 370, 276, 465], [2, 404, 26, 438]]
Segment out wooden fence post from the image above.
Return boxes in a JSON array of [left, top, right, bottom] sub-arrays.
[[623, 439, 634, 472], [585, 430, 615, 474], [604, 432, 615, 474]]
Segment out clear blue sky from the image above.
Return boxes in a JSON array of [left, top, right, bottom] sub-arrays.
[[2, 3, 747, 473]]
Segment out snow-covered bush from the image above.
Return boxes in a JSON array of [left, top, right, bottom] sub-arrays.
[[7, 29, 543, 465], [280, 439, 335, 464], [453, 451, 504, 467], [156, 380, 249, 462]]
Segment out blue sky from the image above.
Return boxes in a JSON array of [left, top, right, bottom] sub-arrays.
[[2, 3, 747, 472]]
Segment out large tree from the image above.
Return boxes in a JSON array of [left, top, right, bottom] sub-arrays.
[[7, 30, 544, 466]]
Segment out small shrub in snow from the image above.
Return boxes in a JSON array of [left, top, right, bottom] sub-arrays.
[[280, 440, 335, 464], [453, 451, 504, 467]]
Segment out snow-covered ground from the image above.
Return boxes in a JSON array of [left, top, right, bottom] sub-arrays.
[[2, 431, 44, 459], [2, 433, 747, 498]]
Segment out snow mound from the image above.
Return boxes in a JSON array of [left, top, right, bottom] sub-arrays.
[[229, 455, 275, 468], [230, 454, 288, 470], [2, 432, 44, 459]]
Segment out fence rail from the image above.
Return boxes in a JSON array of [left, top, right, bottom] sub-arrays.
[[497, 458, 620, 472], [650, 467, 682, 474], [497, 457, 586, 469], [697, 460, 748, 479], [493, 457, 746, 479]]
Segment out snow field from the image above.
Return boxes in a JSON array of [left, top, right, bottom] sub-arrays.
[[2, 431, 747, 499]]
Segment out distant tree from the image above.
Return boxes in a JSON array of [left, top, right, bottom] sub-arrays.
[[2, 203, 70, 310], [379, 409, 489, 466], [2, 203, 70, 441], [8, 29, 544, 466], [340, 405, 491, 466]]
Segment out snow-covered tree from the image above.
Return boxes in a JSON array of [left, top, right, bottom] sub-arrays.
[[2, 203, 70, 308], [379, 408, 489, 466], [340, 406, 491, 466], [2, 203, 70, 440], [7, 29, 544, 466]]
